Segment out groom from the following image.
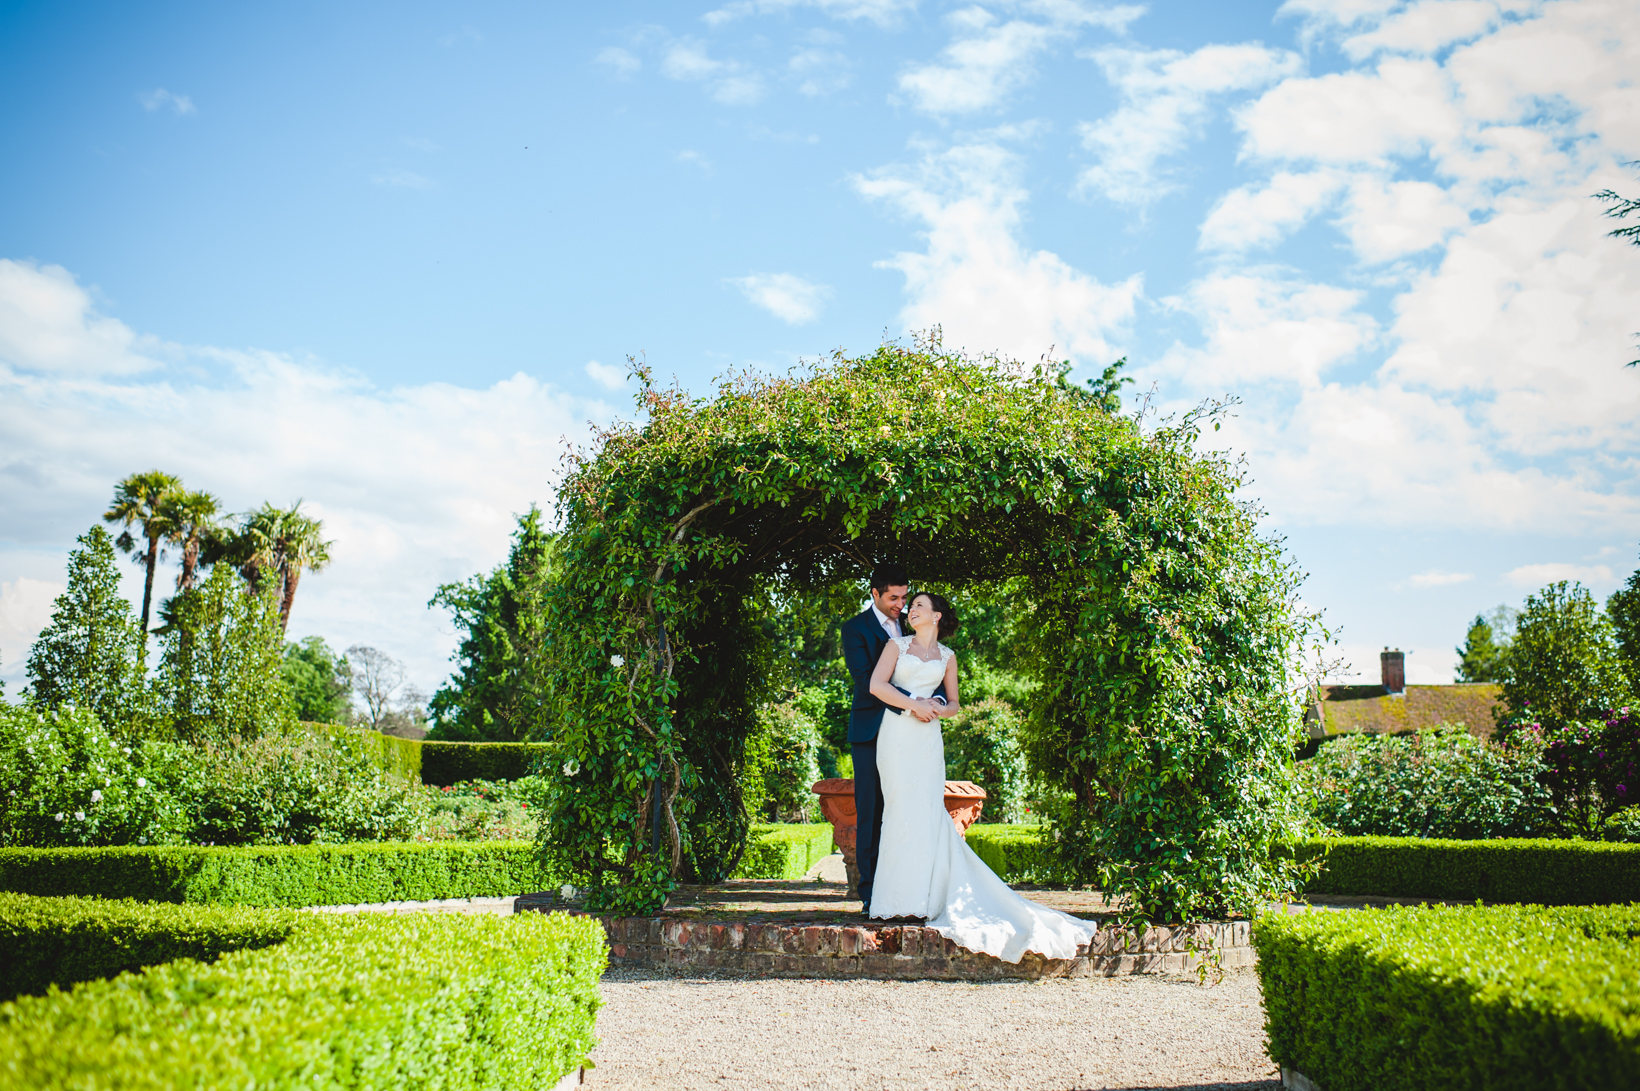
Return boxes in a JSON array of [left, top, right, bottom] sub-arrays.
[[840, 562, 946, 916]]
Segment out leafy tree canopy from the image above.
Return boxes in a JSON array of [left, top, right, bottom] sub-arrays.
[[1501, 580, 1632, 729], [428, 506, 556, 741], [26, 526, 147, 731], [282, 636, 353, 724], [158, 562, 294, 741], [1609, 555, 1640, 694], [1455, 606, 1515, 683], [534, 337, 1319, 922]]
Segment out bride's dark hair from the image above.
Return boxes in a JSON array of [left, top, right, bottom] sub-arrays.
[[913, 592, 960, 640]]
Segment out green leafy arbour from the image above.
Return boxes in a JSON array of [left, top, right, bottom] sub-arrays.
[[536, 340, 1318, 920]]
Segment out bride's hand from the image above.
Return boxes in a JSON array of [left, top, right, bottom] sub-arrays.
[[909, 699, 937, 722]]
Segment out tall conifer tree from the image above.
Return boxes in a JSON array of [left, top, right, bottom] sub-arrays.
[[26, 526, 146, 729]]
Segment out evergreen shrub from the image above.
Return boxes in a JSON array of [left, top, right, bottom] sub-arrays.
[[1254, 903, 1640, 1091], [744, 702, 823, 823], [0, 841, 548, 907], [963, 823, 1063, 884], [0, 907, 604, 1091], [943, 699, 1030, 823], [731, 823, 833, 879], [0, 893, 300, 1000], [421, 742, 548, 786], [1297, 836, 1640, 904], [304, 721, 423, 781]]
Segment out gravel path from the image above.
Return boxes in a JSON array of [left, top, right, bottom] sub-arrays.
[[586, 966, 1279, 1091]]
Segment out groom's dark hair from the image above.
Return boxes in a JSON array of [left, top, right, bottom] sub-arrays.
[[869, 563, 910, 592]]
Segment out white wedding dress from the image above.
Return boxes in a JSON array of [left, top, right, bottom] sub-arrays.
[[869, 636, 1098, 963]]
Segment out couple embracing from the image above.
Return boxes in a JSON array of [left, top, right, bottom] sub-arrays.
[[840, 563, 1097, 964]]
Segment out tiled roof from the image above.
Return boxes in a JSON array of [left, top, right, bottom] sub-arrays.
[[1307, 683, 1504, 740]]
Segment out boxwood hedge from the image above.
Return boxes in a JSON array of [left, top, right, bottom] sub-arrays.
[[732, 823, 834, 880], [1297, 835, 1640, 904], [964, 823, 1065, 885], [1254, 903, 1640, 1090], [0, 899, 605, 1091], [0, 841, 549, 907], [421, 741, 548, 786]]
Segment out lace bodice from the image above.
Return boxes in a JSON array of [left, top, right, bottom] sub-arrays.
[[889, 636, 952, 699]]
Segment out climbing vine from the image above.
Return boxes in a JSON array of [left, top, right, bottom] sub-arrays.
[[533, 336, 1321, 919]]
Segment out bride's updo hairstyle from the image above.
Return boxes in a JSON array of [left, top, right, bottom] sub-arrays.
[[915, 592, 960, 640]]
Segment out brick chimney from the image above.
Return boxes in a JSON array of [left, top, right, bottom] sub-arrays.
[[1380, 648, 1405, 695]]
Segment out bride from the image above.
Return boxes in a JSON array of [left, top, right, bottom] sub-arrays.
[[866, 591, 1098, 963]]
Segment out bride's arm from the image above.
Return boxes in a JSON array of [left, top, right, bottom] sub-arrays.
[[868, 642, 933, 718], [933, 654, 960, 717]]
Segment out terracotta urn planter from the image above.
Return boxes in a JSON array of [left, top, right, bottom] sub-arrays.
[[811, 778, 987, 897]]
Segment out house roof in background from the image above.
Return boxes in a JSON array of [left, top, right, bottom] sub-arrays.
[[1311, 684, 1503, 740]]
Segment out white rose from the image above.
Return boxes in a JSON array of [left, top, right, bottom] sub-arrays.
[[136, 778, 148, 788], [74, 811, 85, 821], [54, 813, 64, 822], [610, 655, 625, 668], [91, 789, 103, 803]]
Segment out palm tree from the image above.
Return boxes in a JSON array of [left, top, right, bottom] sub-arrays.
[[158, 489, 222, 591], [225, 502, 332, 632], [272, 505, 332, 633], [103, 470, 184, 642]]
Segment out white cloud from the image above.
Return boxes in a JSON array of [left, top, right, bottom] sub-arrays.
[[676, 149, 713, 173], [729, 273, 832, 324], [661, 39, 765, 104], [1199, 170, 1345, 251], [1505, 562, 1615, 588], [703, 0, 917, 27], [372, 169, 435, 190], [1338, 175, 1471, 262], [596, 47, 642, 76], [585, 360, 630, 389], [789, 48, 852, 96], [0, 260, 163, 375], [0, 578, 61, 687], [1341, 0, 1518, 59], [0, 259, 617, 693], [1078, 44, 1301, 205], [855, 138, 1140, 367], [139, 88, 195, 115], [1405, 569, 1474, 588]]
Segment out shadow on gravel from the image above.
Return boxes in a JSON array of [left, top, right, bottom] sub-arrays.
[[1081, 1083, 1279, 1091]]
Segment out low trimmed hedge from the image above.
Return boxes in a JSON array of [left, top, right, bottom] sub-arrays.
[[422, 742, 549, 786], [0, 841, 549, 907], [305, 721, 424, 781], [0, 898, 605, 1090], [1254, 903, 1640, 1090], [964, 823, 1063, 884], [1298, 835, 1640, 904], [0, 894, 301, 1000], [733, 823, 834, 880]]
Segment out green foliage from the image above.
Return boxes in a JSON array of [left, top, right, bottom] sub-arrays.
[[429, 508, 557, 741], [1610, 562, 1640, 690], [422, 741, 548, 786], [281, 637, 352, 723], [535, 339, 1318, 921], [1297, 835, 1640, 904], [1454, 610, 1511, 683], [420, 778, 545, 841], [0, 841, 550, 906], [0, 704, 191, 848], [24, 527, 147, 730], [0, 893, 300, 1000], [1500, 581, 1632, 730], [962, 823, 1065, 885], [1520, 709, 1640, 837], [158, 563, 295, 741], [1254, 903, 1640, 1091], [1296, 727, 1551, 839], [0, 907, 605, 1091], [943, 699, 1031, 823], [745, 701, 823, 822], [305, 720, 424, 781], [731, 822, 834, 879], [1054, 357, 1134, 415]]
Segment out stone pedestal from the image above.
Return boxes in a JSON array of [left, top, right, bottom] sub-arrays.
[[811, 778, 987, 898]]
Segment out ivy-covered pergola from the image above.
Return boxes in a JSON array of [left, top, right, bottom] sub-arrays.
[[536, 340, 1316, 920]]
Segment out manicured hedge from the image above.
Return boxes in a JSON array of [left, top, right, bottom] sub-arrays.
[[0, 902, 605, 1091], [0, 841, 549, 907], [964, 823, 1061, 884], [304, 721, 424, 781], [421, 741, 549, 786], [1297, 836, 1640, 904], [733, 823, 834, 880], [1254, 903, 1640, 1090], [0, 894, 301, 1000]]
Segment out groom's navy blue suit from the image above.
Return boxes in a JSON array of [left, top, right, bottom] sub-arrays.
[[841, 606, 946, 913]]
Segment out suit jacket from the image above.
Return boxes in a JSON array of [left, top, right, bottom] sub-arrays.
[[841, 607, 948, 744]]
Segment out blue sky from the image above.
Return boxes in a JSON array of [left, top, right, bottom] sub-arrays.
[[2, 0, 1638, 695]]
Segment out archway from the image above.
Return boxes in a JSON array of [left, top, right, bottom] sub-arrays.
[[536, 338, 1315, 921]]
